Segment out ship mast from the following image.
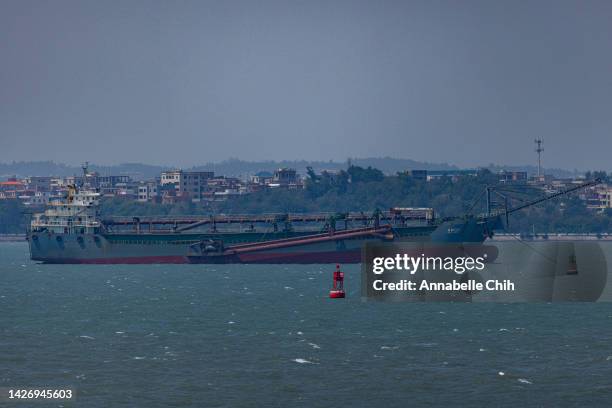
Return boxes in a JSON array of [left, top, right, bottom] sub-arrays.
[[81, 161, 90, 189]]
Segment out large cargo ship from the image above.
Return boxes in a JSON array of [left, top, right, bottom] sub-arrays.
[[27, 175, 599, 264], [26, 185, 440, 264]]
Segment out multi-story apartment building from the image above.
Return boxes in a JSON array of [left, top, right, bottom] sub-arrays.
[[585, 185, 612, 212], [137, 181, 159, 202], [0, 178, 25, 194], [24, 176, 53, 192], [269, 168, 300, 188], [160, 170, 215, 202]]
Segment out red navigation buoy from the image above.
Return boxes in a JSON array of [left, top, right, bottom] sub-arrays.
[[329, 264, 345, 298]]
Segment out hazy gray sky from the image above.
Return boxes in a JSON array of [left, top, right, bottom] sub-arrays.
[[1, 0, 611, 170]]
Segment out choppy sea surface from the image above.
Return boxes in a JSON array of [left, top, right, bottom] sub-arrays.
[[2, 242, 612, 407]]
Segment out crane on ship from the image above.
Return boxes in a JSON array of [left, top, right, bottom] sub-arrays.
[[430, 178, 602, 242]]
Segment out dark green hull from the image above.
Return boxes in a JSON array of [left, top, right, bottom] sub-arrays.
[[29, 226, 437, 264]]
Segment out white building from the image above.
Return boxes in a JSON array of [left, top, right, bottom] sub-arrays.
[[585, 185, 612, 212], [137, 182, 158, 202]]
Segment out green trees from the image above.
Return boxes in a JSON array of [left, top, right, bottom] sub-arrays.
[[0, 200, 27, 233], [347, 165, 384, 183], [95, 166, 612, 233], [585, 171, 609, 183], [215, 168, 611, 233], [1, 165, 610, 234], [100, 197, 208, 217]]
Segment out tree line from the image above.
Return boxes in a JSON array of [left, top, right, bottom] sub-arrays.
[[1, 165, 610, 234]]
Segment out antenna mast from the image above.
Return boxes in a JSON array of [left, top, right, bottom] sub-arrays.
[[534, 139, 544, 177]]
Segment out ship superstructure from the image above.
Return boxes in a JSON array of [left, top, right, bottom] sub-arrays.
[[31, 185, 101, 235]]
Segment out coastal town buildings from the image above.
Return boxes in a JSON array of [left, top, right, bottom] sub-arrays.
[[0, 167, 610, 212]]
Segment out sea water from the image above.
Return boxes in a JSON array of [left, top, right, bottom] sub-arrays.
[[1, 242, 612, 407]]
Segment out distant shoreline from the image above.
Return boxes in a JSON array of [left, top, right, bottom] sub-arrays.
[[0, 234, 26, 242], [491, 233, 612, 241], [2, 233, 612, 243]]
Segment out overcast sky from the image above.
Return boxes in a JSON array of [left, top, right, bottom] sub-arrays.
[[1, 0, 611, 170]]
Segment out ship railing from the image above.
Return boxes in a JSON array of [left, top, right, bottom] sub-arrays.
[[31, 221, 101, 228], [47, 201, 98, 207], [102, 210, 435, 226]]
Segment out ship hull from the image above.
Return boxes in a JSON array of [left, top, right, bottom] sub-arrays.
[[29, 233, 192, 264], [28, 226, 436, 264], [34, 252, 361, 264], [35, 255, 187, 264]]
